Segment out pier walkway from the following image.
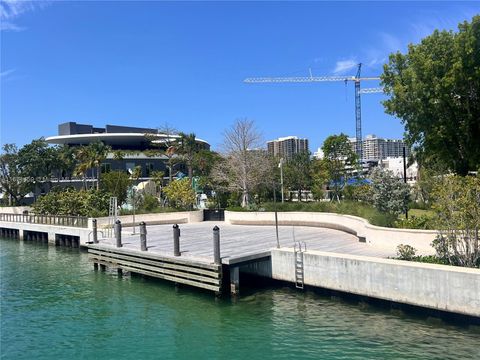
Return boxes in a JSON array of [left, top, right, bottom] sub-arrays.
[[94, 222, 395, 264]]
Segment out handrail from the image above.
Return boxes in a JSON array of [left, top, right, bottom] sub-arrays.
[[0, 213, 88, 228]]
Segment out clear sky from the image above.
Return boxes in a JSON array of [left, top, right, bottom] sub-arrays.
[[1, 1, 478, 151]]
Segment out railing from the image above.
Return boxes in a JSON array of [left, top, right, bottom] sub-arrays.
[[0, 213, 88, 228]]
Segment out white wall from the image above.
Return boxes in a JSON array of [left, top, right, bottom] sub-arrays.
[[271, 249, 480, 317], [94, 210, 204, 228], [0, 206, 32, 214]]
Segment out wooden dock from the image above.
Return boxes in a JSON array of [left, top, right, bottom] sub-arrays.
[[88, 245, 222, 292], [85, 221, 393, 296]]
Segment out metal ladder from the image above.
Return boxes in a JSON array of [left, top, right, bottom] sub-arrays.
[[294, 241, 306, 289], [106, 197, 118, 238]]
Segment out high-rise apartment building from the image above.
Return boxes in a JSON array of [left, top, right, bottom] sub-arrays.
[[348, 134, 409, 161], [267, 136, 309, 159]]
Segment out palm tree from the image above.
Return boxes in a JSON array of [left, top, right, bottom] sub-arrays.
[[74, 146, 94, 190], [74, 141, 111, 190], [89, 141, 111, 190], [176, 132, 199, 181]]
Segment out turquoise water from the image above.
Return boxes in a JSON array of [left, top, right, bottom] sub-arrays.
[[1, 239, 479, 360]]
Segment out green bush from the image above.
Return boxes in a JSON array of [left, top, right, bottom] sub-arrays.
[[394, 215, 434, 230], [396, 244, 417, 260], [32, 188, 110, 217], [142, 194, 160, 211], [100, 171, 130, 205], [163, 178, 196, 210]]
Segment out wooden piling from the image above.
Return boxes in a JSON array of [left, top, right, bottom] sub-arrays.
[[173, 224, 180, 256], [92, 219, 98, 244], [213, 226, 221, 265], [115, 220, 122, 248], [140, 222, 147, 251]]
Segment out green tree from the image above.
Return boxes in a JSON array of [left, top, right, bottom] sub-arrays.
[[89, 141, 111, 190], [74, 141, 111, 190], [431, 175, 480, 268], [283, 151, 312, 201], [176, 132, 200, 181], [321, 133, 358, 201], [163, 178, 196, 209], [382, 16, 480, 175], [100, 171, 131, 205], [56, 145, 77, 180], [0, 144, 32, 205], [370, 168, 410, 217]]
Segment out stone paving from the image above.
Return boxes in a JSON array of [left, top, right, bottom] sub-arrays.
[[96, 222, 395, 264]]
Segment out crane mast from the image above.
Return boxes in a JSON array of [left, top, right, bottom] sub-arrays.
[[354, 64, 362, 159]]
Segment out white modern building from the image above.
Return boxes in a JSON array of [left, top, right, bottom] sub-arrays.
[[267, 136, 309, 160], [349, 134, 409, 161], [381, 157, 418, 184]]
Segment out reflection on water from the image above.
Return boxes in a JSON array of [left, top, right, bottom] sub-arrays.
[[1, 239, 479, 360]]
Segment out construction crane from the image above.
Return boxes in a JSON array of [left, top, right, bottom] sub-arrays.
[[244, 63, 383, 159]]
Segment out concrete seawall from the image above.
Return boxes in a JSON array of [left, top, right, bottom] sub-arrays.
[[270, 248, 480, 318], [225, 211, 437, 255]]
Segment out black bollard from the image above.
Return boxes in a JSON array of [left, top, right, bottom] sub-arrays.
[[140, 222, 147, 251], [213, 226, 221, 265], [92, 219, 98, 244], [115, 220, 122, 248], [173, 224, 180, 256]]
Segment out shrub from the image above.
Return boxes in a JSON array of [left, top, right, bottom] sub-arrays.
[[395, 215, 433, 230], [101, 171, 130, 205], [142, 194, 159, 211], [432, 175, 480, 268], [32, 188, 110, 217], [396, 244, 417, 260], [370, 168, 410, 216], [163, 178, 196, 210]]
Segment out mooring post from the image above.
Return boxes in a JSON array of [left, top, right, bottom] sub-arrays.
[[92, 219, 98, 244], [115, 220, 122, 248], [173, 224, 180, 256], [230, 266, 240, 296], [213, 226, 221, 265], [140, 221, 147, 251]]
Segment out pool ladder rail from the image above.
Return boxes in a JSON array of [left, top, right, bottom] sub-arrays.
[[294, 241, 307, 289]]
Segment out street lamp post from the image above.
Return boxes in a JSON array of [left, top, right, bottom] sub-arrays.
[[273, 184, 280, 249], [279, 158, 284, 203]]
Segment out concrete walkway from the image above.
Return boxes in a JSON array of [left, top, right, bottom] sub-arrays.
[[96, 222, 395, 264]]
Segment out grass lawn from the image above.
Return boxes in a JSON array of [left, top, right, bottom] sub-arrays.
[[400, 208, 435, 219]]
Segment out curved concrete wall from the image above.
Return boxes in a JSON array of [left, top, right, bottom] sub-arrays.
[[94, 210, 204, 228], [225, 211, 437, 255]]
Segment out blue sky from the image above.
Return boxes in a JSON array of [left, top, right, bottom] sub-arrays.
[[1, 1, 478, 152]]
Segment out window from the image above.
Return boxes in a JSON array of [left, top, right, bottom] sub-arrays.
[[100, 163, 111, 174], [146, 163, 154, 177]]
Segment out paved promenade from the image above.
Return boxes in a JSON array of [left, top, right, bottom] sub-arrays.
[[96, 222, 395, 264]]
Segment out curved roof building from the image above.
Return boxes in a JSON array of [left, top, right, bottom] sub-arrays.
[[45, 122, 210, 150], [45, 122, 210, 179]]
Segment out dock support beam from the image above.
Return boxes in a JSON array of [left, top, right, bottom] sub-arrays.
[[230, 266, 239, 296], [213, 226, 221, 265], [92, 219, 98, 244], [173, 224, 180, 256], [140, 222, 147, 251], [115, 220, 122, 248]]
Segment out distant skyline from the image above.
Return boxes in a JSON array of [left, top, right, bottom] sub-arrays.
[[1, 1, 478, 151]]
